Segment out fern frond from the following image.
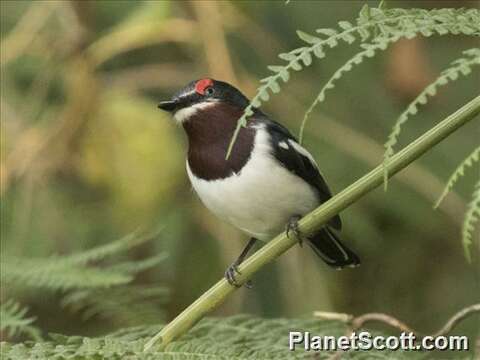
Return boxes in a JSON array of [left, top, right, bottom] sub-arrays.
[[109, 252, 168, 274], [62, 285, 168, 326], [383, 49, 480, 187], [2, 232, 167, 334], [462, 179, 480, 262], [3, 258, 134, 291], [60, 253, 168, 325], [0, 300, 41, 341], [1, 315, 421, 359], [1, 232, 163, 292], [226, 7, 480, 158], [298, 34, 401, 143], [59, 230, 157, 266], [435, 146, 480, 208]]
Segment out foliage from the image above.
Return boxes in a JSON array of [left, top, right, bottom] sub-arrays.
[[435, 146, 480, 209], [1, 0, 480, 357], [148, 95, 480, 350], [226, 3, 480, 260], [0, 300, 41, 342], [384, 49, 480, 187], [299, 35, 479, 146], [2, 232, 161, 291], [0, 315, 425, 359], [435, 146, 480, 260], [227, 6, 480, 156], [462, 179, 480, 262], [1, 232, 167, 340]]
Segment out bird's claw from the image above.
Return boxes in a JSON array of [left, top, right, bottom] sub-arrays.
[[224, 264, 253, 288], [225, 263, 241, 287], [286, 215, 304, 247]]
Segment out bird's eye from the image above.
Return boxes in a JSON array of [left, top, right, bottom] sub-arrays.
[[204, 87, 214, 96]]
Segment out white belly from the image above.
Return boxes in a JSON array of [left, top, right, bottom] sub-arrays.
[[186, 128, 319, 241]]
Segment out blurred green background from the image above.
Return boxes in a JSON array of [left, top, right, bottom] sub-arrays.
[[1, 0, 479, 343]]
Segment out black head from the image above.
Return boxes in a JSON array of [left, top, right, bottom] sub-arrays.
[[158, 78, 250, 115], [159, 79, 256, 180]]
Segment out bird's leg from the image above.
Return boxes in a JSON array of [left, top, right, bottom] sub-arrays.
[[286, 215, 305, 247], [225, 237, 257, 288]]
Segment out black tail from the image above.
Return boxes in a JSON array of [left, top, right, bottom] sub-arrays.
[[307, 227, 360, 269]]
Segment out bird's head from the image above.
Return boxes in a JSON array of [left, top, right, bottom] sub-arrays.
[[158, 78, 250, 124]]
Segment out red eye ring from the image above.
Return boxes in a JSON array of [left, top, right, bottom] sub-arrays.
[[195, 78, 214, 95]]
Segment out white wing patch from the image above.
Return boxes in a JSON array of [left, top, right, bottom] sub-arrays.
[[278, 141, 289, 150], [287, 139, 319, 168]]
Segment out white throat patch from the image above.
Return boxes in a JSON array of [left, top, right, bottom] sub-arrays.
[[174, 102, 216, 124]]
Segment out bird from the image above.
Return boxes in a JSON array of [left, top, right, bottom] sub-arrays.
[[158, 78, 360, 287]]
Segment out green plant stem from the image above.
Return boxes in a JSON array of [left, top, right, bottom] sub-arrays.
[[144, 95, 480, 352]]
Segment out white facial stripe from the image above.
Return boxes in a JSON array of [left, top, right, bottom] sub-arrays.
[[173, 102, 216, 123]]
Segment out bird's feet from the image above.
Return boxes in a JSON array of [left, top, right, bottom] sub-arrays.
[[225, 263, 241, 287], [224, 263, 253, 288], [286, 215, 304, 247]]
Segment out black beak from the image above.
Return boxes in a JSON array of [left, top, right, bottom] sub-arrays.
[[158, 100, 178, 112]]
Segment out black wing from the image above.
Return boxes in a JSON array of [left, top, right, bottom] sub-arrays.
[[255, 116, 342, 230]]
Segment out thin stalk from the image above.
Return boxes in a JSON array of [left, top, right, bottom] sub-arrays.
[[144, 95, 480, 351]]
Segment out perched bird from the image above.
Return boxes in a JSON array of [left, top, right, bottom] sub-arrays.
[[159, 78, 360, 286]]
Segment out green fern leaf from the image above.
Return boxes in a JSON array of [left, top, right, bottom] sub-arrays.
[[299, 36, 399, 142], [462, 179, 480, 262], [61, 231, 153, 266], [316, 28, 338, 37], [383, 48, 480, 187], [1, 315, 425, 359], [312, 45, 326, 58], [338, 20, 353, 30], [435, 146, 480, 209], [300, 51, 312, 66], [227, 7, 480, 159], [296, 30, 321, 44], [0, 300, 41, 341], [358, 4, 371, 25], [2, 232, 164, 292]]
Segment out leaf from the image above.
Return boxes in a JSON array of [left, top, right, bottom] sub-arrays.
[[357, 27, 370, 40], [300, 51, 312, 66], [278, 52, 297, 61], [266, 66, 290, 83], [325, 37, 338, 48], [290, 60, 302, 71], [338, 21, 353, 30], [313, 45, 325, 58], [315, 28, 338, 37], [296, 30, 320, 44], [279, 68, 290, 82], [269, 81, 281, 93], [358, 4, 371, 24], [259, 90, 270, 101], [340, 32, 356, 44], [267, 65, 284, 73]]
